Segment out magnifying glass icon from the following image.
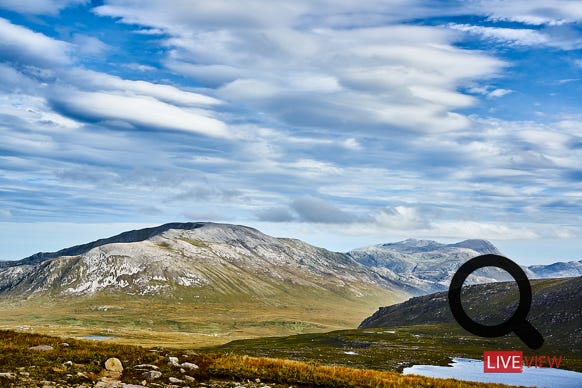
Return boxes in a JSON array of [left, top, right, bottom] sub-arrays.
[[448, 254, 544, 350]]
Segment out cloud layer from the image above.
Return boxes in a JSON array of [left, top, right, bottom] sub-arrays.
[[0, 1, 581, 260]]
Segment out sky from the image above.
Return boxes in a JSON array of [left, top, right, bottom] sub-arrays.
[[0, 0, 581, 264]]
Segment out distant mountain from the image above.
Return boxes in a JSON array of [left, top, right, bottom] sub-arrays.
[[359, 276, 582, 353], [347, 239, 580, 293], [0, 222, 403, 301], [1, 228, 579, 298], [525, 260, 582, 279]]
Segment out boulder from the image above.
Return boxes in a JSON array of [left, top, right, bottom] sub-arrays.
[[104, 358, 123, 372]]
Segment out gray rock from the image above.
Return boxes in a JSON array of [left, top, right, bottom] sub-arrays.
[[167, 356, 179, 366], [133, 364, 159, 370], [0, 372, 15, 379], [169, 377, 184, 383], [180, 362, 199, 370], [105, 357, 124, 372], [142, 370, 162, 380], [29, 345, 54, 351]]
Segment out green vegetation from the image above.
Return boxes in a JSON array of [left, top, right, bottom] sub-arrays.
[[177, 237, 209, 248], [0, 284, 396, 348], [207, 324, 582, 373], [0, 330, 518, 387]]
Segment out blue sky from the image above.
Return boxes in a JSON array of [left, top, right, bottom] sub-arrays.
[[0, 0, 580, 264]]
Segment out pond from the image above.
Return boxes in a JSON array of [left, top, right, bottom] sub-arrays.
[[403, 357, 582, 388], [79, 335, 114, 341]]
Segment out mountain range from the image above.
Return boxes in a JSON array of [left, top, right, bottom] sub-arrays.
[[1, 222, 580, 299], [0, 222, 579, 346], [348, 238, 582, 293]]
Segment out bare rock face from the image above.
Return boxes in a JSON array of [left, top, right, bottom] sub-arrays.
[[105, 357, 124, 372]]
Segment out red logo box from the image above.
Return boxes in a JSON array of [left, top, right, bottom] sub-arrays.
[[484, 351, 523, 373]]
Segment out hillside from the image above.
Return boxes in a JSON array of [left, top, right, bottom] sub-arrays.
[[0, 223, 406, 346], [359, 276, 582, 353], [210, 278, 582, 374]]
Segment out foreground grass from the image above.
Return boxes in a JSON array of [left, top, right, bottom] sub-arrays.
[[0, 330, 520, 387]]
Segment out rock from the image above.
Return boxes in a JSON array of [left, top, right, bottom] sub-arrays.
[[142, 370, 162, 380], [0, 372, 15, 379], [169, 377, 184, 383], [133, 364, 159, 370], [95, 382, 123, 388], [63, 361, 73, 368], [180, 362, 199, 370], [184, 375, 196, 382], [105, 358, 124, 372], [167, 356, 179, 366], [29, 345, 54, 351], [60, 342, 70, 347]]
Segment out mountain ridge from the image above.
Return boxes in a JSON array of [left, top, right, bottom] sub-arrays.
[[358, 276, 582, 353], [0, 222, 220, 268]]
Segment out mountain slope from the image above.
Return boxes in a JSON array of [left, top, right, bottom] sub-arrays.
[[0, 222, 407, 346], [0, 222, 401, 299], [359, 276, 582, 353], [348, 238, 581, 293]]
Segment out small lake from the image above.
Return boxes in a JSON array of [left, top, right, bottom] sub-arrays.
[[79, 335, 114, 341], [403, 357, 582, 388]]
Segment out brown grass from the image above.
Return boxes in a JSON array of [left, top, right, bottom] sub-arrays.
[[0, 330, 525, 387], [206, 354, 523, 387]]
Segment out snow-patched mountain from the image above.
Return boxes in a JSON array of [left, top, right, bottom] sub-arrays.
[[348, 239, 580, 294], [0, 222, 403, 301]]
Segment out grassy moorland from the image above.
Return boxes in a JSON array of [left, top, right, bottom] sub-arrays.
[[207, 324, 582, 373], [0, 281, 398, 348], [0, 330, 522, 387]]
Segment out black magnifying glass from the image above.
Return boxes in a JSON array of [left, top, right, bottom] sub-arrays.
[[448, 254, 544, 350]]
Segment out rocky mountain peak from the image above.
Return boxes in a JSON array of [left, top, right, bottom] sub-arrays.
[[449, 239, 501, 255], [0, 222, 260, 268]]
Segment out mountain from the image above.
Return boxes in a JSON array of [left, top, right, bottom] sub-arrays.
[[359, 276, 582, 353], [0, 222, 409, 346], [525, 260, 582, 279], [347, 238, 581, 293], [0, 222, 402, 299]]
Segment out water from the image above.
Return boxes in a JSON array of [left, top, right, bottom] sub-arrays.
[[403, 357, 582, 388], [79, 335, 113, 341]]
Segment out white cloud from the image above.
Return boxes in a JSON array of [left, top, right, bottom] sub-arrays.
[[51, 89, 229, 137], [72, 34, 110, 57], [95, 4, 506, 133], [469, 0, 582, 25], [448, 23, 549, 46], [66, 69, 222, 106], [487, 88, 512, 98], [0, 0, 87, 15], [0, 18, 71, 66]]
